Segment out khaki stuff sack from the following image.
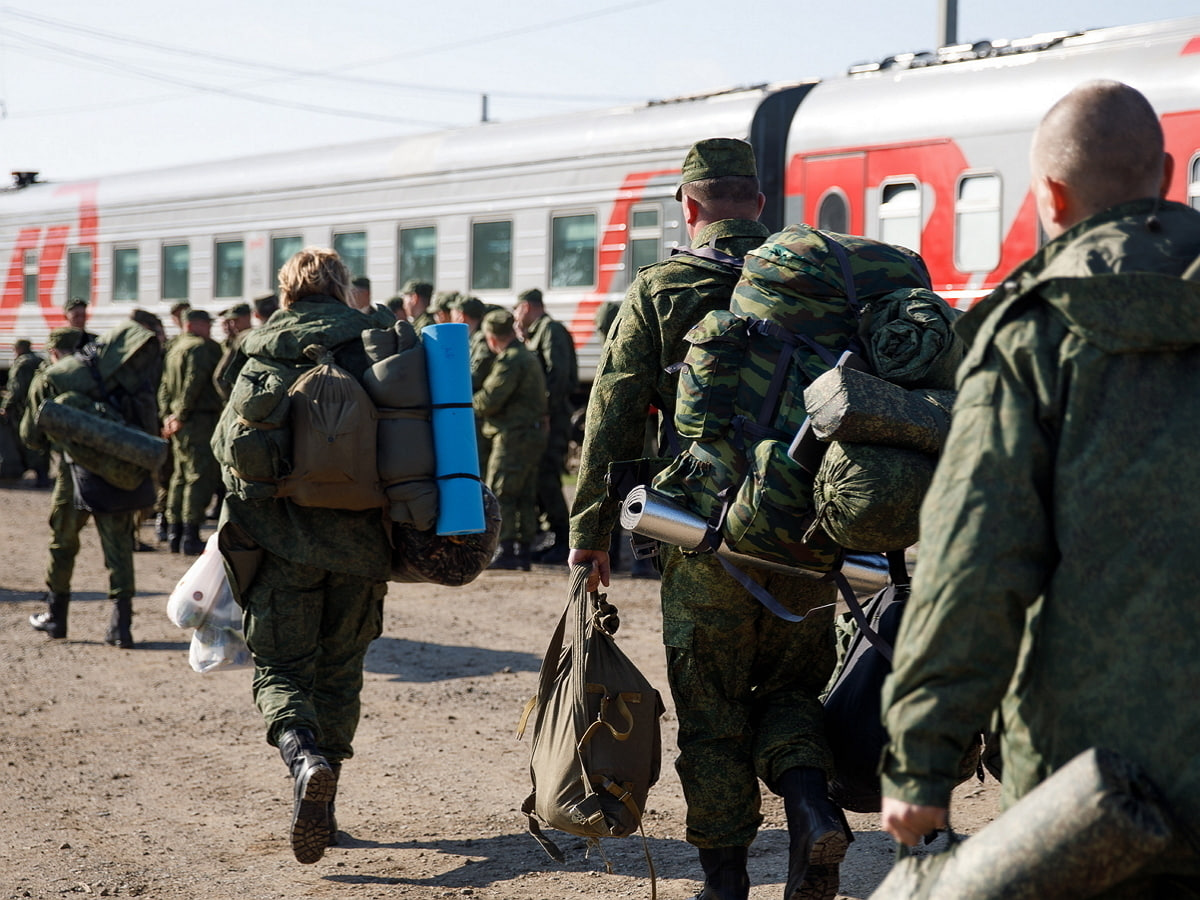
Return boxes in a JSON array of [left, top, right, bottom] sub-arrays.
[[518, 565, 664, 877]]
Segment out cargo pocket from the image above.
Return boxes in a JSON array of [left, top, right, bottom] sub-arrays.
[[675, 310, 748, 442], [225, 418, 290, 500]]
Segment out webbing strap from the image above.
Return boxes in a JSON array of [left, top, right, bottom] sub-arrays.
[[834, 550, 909, 663], [714, 554, 837, 623]]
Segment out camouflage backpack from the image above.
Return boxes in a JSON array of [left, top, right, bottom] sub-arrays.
[[651, 224, 935, 575]]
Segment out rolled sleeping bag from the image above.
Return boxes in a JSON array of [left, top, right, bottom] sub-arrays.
[[422, 322, 484, 535], [390, 483, 500, 585], [37, 394, 169, 473], [869, 747, 1175, 900]]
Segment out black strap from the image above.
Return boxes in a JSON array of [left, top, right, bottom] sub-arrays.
[[823, 233, 861, 318], [669, 246, 745, 270], [430, 402, 473, 410], [835, 550, 909, 663], [436, 472, 481, 482]]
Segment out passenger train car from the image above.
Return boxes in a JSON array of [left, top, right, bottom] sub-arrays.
[[1, 15, 1198, 377]]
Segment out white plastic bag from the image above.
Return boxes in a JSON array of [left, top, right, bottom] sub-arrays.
[[167, 533, 234, 628], [189, 623, 252, 674]]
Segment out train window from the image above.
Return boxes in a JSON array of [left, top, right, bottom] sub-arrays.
[[333, 232, 367, 280], [398, 226, 436, 288], [271, 236, 303, 290], [22, 250, 37, 305], [214, 240, 244, 298], [1190, 155, 1200, 211], [113, 248, 139, 302], [162, 244, 189, 301], [817, 190, 849, 234], [67, 248, 92, 304], [955, 174, 1002, 273], [629, 206, 661, 273], [879, 181, 921, 253], [471, 220, 512, 291], [550, 213, 597, 288]]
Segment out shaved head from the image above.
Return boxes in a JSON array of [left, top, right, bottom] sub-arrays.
[[1031, 81, 1167, 232]]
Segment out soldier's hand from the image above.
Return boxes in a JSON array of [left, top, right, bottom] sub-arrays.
[[161, 415, 182, 438], [880, 797, 949, 847], [568, 548, 611, 592]]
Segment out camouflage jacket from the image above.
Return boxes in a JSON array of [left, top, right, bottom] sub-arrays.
[[1, 351, 45, 418], [568, 218, 770, 551], [472, 340, 547, 437], [214, 295, 395, 581], [469, 327, 496, 392], [881, 199, 1200, 825], [523, 313, 578, 415], [158, 333, 223, 420], [411, 311, 436, 335], [213, 330, 249, 401]]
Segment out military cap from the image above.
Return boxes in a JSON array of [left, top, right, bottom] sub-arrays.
[[517, 287, 543, 306], [675, 137, 758, 200], [186, 308, 212, 323], [401, 280, 433, 300], [221, 302, 252, 319], [481, 308, 515, 338], [455, 295, 486, 321], [48, 327, 82, 351], [63, 296, 88, 312], [169, 300, 192, 317], [430, 290, 459, 314]]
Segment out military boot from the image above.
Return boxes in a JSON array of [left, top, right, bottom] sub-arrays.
[[778, 767, 850, 900], [277, 727, 336, 864], [104, 596, 135, 648], [693, 846, 750, 900], [182, 523, 205, 556], [488, 540, 523, 571], [29, 592, 69, 639], [168, 523, 183, 554], [515, 541, 532, 572]]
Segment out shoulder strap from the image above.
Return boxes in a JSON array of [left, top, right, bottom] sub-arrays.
[[669, 245, 745, 271], [835, 550, 909, 663]]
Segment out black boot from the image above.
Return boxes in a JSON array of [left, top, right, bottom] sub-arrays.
[[29, 592, 69, 639], [154, 513, 169, 543], [182, 523, 204, 556], [104, 596, 134, 648], [327, 762, 341, 847], [694, 847, 750, 900], [488, 540, 523, 570], [168, 523, 183, 554], [277, 727, 336, 864], [778, 768, 850, 900], [515, 541, 532, 572]]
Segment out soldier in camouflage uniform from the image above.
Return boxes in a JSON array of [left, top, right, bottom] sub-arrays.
[[158, 308, 223, 555], [63, 297, 98, 351], [454, 295, 501, 475], [515, 287, 578, 563], [880, 82, 1200, 897], [213, 302, 253, 401], [1, 339, 50, 485], [473, 309, 547, 571], [569, 139, 846, 900], [214, 247, 395, 865], [401, 280, 436, 334]]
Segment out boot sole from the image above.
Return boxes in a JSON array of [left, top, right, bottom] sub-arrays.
[[790, 828, 848, 900], [291, 765, 336, 864]]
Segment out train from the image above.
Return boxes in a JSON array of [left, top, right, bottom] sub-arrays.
[[1, 15, 1198, 378]]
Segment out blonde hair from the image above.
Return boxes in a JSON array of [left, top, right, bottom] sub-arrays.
[[277, 247, 353, 309]]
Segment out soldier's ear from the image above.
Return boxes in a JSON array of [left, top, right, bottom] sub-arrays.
[[1160, 152, 1175, 200]]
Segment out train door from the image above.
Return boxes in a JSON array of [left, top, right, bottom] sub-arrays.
[[790, 153, 866, 234]]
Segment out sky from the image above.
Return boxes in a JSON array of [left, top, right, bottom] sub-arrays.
[[1, 0, 1198, 182]]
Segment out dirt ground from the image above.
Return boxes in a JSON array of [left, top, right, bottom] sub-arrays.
[[0, 476, 1000, 900]]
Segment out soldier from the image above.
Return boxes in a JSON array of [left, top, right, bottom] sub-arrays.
[[152, 302, 193, 541], [350, 276, 371, 311], [568, 139, 846, 900], [385, 295, 406, 321], [401, 280, 435, 333], [879, 82, 1200, 896], [253, 292, 279, 325], [1, 339, 51, 486], [213, 302, 253, 401], [453, 295, 498, 474], [62, 297, 98, 351], [213, 247, 395, 864], [514, 287, 578, 564], [158, 308, 223, 555], [23, 321, 163, 648], [430, 291, 458, 324], [473, 309, 547, 571]]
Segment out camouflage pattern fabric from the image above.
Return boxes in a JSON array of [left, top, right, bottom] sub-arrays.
[[881, 199, 1200, 889], [410, 311, 436, 335], [159, 332, 223, 525], [860, 287, 963, 389], [44, 463, 136, 602], [2, 351, 48, 473], [524, 313, 578, 539], [213, 329, 249, 401]]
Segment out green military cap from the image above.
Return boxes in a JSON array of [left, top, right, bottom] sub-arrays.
[[675, 137, 757, 200], [169, 300, 192, 317], [430, 290, 459, 314], [481, 308, 515, 337], [221, 302, 252, 319], [63, 296, 88, 312], [47, 326, 82, 351], [516, 287, 543, 306], [401, 280, 433, 300], [455, 295, 486, 320], [186, 308, 212, 323]]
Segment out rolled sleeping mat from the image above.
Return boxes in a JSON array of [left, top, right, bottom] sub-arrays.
[[870, 747, 1175, 900], [37, 396, 168, 472], [422, 322, 484, 535]]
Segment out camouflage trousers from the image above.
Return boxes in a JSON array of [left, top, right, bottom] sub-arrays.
[[534, 410, 572, 538], [485, 425, 547, 544], [167, 412, 220, 526], [659, 546, 837, 849], [45, 465, 136, 601], [242, 549, 387, 763]]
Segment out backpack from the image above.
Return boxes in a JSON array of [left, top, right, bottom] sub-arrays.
[[518, 565, 664, 865], [274, 344, 385, 510], [651, 224, 938, 573]]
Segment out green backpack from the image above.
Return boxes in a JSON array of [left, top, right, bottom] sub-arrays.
[[651, 224, 937, 574]]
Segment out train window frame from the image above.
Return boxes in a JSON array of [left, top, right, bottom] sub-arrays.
[[628, 204, 662, 278], [332, 231, 367, 281], [270, 234, 303, 291], [398, 224, 437, 290], [214, 239, 245, 299], [22, 249, 38, 305], [549, 211, 598, 289], [877, 177, 922, 254], [953, 171, 1003, 274], [67, 248, 92, 305], [161, 244, 190, 301], [470, 219, 513, 292], [816, 188, 850, 234], [112, 247, 139, 303], [1189, 153, 1200, 211]]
